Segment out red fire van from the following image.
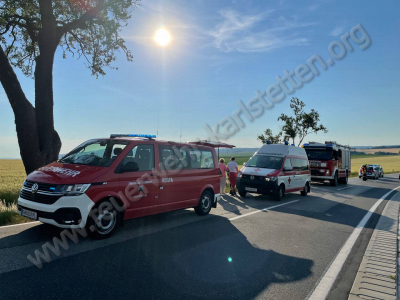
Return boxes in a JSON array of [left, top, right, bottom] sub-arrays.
[[17, 134, 225, 239]]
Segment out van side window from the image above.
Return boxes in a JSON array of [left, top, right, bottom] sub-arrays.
[[120, 144, 154, 171], [292, 158, 302, 171], [301, 159, 309, 171], [159, 145, 189, 170], [284, 158, 292, 170], [189, 149, 214, 169]]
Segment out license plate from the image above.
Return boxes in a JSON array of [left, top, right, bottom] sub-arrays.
[[245, 187, 257, 192], [21, 208, 37, 220]]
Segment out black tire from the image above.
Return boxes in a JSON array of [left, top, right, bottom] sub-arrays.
[[363, 176, 367, 181], [342, 173, 348, 185], [195, 190, 213, 216], [86, 200, 121, 240], [359, 176, 361, 178], [239, 191, 247, 197], [275, 185, 284, 201], [330, 172, 338, 186], [300, 182, 310, 196]]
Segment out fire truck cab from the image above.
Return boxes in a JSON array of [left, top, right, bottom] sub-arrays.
[[303, 141, 351, 186]]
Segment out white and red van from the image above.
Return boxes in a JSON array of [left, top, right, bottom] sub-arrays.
[[236, 142, 311, 200], [17, 134, 226, 239]]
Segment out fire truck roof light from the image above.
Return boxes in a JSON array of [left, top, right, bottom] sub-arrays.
[[326, 143, 333, 146], [291, 144, 295, 146], [303, 143, 309, 146], [266, 140, 272, 144], [284, 141, 289, 145], [110, 134, 156, 139]]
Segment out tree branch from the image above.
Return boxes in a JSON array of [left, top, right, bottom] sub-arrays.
[[57, 0, 105, 36]]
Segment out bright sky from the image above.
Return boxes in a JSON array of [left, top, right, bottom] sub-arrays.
[[1, 0, 399, 158]]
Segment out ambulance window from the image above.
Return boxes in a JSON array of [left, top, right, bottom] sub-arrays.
[[284, 158, 292, 170], [301, 159, 309, 171], [121, 144, 154, 171], [291, 159, 302, 171]]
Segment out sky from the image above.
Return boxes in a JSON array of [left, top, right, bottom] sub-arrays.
[[1, 0, 399, 158]]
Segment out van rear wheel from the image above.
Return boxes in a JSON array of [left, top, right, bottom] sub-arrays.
[[195, 190, 213, 216], [301, 182, 310, 196]]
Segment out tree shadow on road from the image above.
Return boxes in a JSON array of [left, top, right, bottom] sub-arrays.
[[0, 216, 314, 300]]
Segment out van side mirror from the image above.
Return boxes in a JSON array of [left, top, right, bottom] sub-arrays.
[[243, 162, 246, 166], [119, 161, 139, 173], [283, 167, 292, 171]]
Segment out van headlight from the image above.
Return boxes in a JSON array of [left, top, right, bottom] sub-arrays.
[[266, 177, 277, 181], [238, 172, 242, 178], [56, 184, 91, 195]]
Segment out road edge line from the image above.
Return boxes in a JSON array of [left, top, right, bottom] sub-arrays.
[[0, 221, 40, 229], [307, 185, 400, 300]]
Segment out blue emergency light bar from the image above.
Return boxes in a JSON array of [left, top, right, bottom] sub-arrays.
[[284, 141, 289, 145], [303, 143, 309, 146], [110, 134, 156, 139], [266, 140, 272, 144]]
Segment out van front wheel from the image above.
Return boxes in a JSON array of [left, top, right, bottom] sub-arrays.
[[275, 185, 284, 201], [86, 200, 121, 240], [195, 191, 213, 216]]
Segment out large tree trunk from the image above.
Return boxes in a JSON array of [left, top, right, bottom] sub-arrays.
[[0, 0, 62, 174], [34, 46, 61, 166], [0, 45, 61, 174]]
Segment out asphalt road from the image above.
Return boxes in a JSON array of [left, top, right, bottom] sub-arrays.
[[0, 175, 399, 300]]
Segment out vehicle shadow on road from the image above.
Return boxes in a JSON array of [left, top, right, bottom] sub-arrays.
[[218, 194, 250, 215], [0, 216, 314, 300]]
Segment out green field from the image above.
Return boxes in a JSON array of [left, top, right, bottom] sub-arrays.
[[0, 159, 30, 226]]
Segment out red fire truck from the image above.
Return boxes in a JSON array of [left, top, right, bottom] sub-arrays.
[[302, 141, 351, 186]]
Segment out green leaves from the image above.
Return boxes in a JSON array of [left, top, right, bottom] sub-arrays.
[[258, 97, 328, 146], [0, 0, 139, 77]]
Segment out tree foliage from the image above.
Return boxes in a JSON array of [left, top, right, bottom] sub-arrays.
[[258, 98, 328, 146], [0, 0, 137, 77], [257, 129, 284, 145]]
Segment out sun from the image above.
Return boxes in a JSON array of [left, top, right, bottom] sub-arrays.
[[154, 29, 171, 46]]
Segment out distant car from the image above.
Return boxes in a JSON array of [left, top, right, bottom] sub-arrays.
[[376, 165, 384, 177], [367, 165, 379, 179]]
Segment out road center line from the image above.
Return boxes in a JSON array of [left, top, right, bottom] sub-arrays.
[[229, 200, 299, 221], [337, 186, 353, 191], [308, 185, 400, 300]]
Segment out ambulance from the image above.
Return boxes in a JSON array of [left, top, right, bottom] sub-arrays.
[[17, 134, 233, 239], [236, 141, 311, 200]]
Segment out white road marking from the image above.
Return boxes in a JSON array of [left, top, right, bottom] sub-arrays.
[[337, 186, 353, 191], [0, 221, 40, 229], [308, 185, 400, 300], [229, 200, 299, 221]]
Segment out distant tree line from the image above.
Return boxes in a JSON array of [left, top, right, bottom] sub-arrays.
[[351, 151, 399, 156]]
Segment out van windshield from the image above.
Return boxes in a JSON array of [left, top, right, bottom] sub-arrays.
[[59, 140, 129, 167], [305, 149, 333, 161], [247, 155, 284, 169]]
